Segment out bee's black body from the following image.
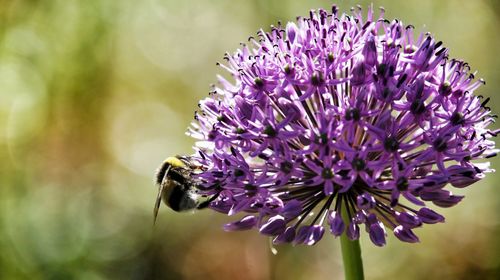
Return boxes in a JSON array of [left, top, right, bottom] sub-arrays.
[[153, 156, 214, 223]]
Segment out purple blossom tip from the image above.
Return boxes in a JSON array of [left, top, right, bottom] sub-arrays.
[[417, 207, 445, 224], [281, 199, 302, 218], [356, 193, 376, 210], [223, 215, 257, 231], [187, 5, 498, 246], [395, 212, 422, 229], [347, 221, 360, 240], [259, 215, 286, 236], [293, 226, 310, 245], [369, 222, 387, 247], [273, 226, 296, 244], [295, 225, 325, 246], [328, 211, 345, 237], [394, 225, 420, 243]]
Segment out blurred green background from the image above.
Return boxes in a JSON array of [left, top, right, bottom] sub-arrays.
[[0, 0, 499, 279]]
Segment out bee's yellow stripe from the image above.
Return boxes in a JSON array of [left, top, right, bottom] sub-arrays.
[[165, 156, 185, 168]]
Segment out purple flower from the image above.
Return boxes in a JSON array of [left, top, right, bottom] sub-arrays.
[[188, 6, 498, 246]]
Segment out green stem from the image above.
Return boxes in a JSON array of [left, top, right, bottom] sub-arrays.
[[340, 203, 364, 280]]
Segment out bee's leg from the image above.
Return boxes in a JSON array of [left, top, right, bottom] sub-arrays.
[[196, 192, 220, 210]]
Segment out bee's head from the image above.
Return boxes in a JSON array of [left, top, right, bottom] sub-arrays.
[[155, 156, 186, 185]]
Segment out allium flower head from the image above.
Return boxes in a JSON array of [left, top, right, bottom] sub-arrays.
[[188, 6, 498, 246]]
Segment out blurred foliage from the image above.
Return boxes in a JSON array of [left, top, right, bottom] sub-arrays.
[[0, 0, 499, 279]]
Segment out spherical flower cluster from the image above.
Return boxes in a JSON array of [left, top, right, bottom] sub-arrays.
[[188, 6, 498, 246]]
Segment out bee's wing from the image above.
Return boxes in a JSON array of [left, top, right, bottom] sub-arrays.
[[153, 165, 171, 225], [153, 184, 164, 225]]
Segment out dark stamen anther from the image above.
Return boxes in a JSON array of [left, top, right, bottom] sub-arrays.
[[410, 99, 426, 115], [322, 168, 334, 179], [351, 158, 366, 171], [345, 108, 361, 121], [396, 177, 409, 191], [433, 137, 448, 152], [234, 169, 245, 177], [397, 73, 407, 88], [481, 97, 491, 108], [450, 112, 464, 125], [311, 72, 324, 86], [263, 125, 277, 137], [384, 136, 399, 152], [280, 161, 294, 174], [254, 77, 265, 88]]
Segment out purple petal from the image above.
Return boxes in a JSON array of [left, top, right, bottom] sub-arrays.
[[449, 175, 480, 188], [432, 195, 464, 208], [223, 215, 257, 231], [281, 199, 302, 219], [324, 180, 334, 195], [328, 211, 345, 237], [362, 36, 378, 66], [293, 226, 310, 245], [395, 212, 422, 228], [262, 196, 284, 214], [259, 215, 286, 236], [286, 22, 298, 43], [366, 213, 378, 224], [273, 226, 296, 244], [394, 225, 420, 243], [228, 199, 252, 216], [354, 211, 366, 223], [418, 175, 449, 190], [419, 189, 451, 201], [368, 222, 386, 247], [390, 190, 400, 207], [346, 221, 360, 240], [401, 192, 426, 206], [417, 207, 445, 224], [356, 193, 376, 210], [351, 62, 368, 86], [210, 192, 234, 213], [278, 98, 303, 122], [305, 225, 325, 246]]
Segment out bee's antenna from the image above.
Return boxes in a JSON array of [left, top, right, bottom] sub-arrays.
[[153, 165, 171, 225]]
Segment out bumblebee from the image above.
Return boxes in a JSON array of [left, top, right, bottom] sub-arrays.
[[153, 155, 213, 224]]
